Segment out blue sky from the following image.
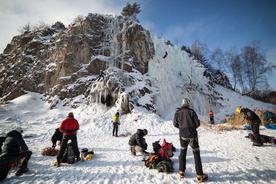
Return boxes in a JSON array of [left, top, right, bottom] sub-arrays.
[[0, 0, 275, 89]]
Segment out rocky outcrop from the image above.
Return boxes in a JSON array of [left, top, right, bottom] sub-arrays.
[[0, 14, 155, 111]]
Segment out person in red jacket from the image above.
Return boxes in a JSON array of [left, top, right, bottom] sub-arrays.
[[209, 109, 214, 124], [55, 112, 80, 167]]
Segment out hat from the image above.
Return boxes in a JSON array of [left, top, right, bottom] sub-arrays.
[[68, 112, 74, 118], [182, 98, 190, 107], [15, 127, 24, 133], [142, 129, 148, 136], [236, 107, 242, 114]]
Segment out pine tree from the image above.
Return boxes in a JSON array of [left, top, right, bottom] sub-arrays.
[[121, 2, 141, 21]]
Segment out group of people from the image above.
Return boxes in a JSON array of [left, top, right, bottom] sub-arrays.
[[0, 98, 263, 183]]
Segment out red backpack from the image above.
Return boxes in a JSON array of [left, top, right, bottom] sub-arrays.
[[159, 139, 174, 159]]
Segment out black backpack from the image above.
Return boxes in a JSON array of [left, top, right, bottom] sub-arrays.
[[61, 142, 75, 164]]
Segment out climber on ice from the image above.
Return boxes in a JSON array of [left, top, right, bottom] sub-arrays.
[[163, 51, 168, 58], [96, 70, 106, 81]]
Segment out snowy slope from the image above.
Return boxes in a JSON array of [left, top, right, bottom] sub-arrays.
[[0, 85, 276, 184]]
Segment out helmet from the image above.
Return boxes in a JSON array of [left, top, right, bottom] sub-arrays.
[[116, 111, 119, 116], [236, 107, 242, 114], [142, 129, 148, 136]]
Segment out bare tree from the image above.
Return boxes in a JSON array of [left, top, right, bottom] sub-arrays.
[[191, 40, 209, 66], [210, 48, 225, 71], [224, 47, 240, 91], [240, 41, 274, 94], [17, 22, 31, 33], [32, 21, 49, 31]]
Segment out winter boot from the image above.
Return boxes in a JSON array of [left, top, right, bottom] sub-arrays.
[[130, 146, 136, 156], [178, 171, 184, 179], [15, 168, 29, 176], [54, 160, 60, 167], [197, 173, 208, 183], [252, 142, 263, 146]]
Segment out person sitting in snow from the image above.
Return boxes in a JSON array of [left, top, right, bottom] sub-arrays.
[[55, 112, 80, 167], [173, 98, 208, 182], [96, 70, 106, 81], [0, 127, 32, 181], [51, 128, 63, 148], [128, 129, 148, 156], [209, 108, 214, 124], [112, 111, 120, 137], [236, 107, 263, 146]]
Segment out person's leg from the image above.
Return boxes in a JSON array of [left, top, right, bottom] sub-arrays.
[[179, 137, 189, 173], [189, 138, 203, 175], [70, 136, 80, 159], [115, 124, 118, 137], [252, 123, 262, 145], [17, 151, 32, 169], [112, 124, 116, 136], [57, 136, 69, 163]]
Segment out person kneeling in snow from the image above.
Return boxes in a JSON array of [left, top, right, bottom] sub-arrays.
[[51, 128, 63, 148], [128, 129, 148, 156], [0, 127, 32, 181]]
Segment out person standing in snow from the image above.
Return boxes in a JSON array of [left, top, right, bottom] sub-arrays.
[[112, 111, 120, 137], [173, 98, 208, 182], [0, 127, 32, 181], [128, 129, 148, 156], [209, 108, 214, 124], [236, 107, 263, 146], [51, 128, 63, 148], [55, 112, 80, 167]]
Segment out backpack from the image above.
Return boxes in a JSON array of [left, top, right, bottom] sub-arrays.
[[145, 154, 161, 169], [156, 159, 174, 173], [61, 142, 75, 164], [152, 140, 161, 154], [41, 147, 59, 156], [159, 139, 174, 159]]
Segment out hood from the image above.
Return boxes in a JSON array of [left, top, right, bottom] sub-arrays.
[[6, 130, 21, 137]]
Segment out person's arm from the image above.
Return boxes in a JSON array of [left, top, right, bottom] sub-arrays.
[[17, 137, 28, 151], [173, 111, 179, 128]]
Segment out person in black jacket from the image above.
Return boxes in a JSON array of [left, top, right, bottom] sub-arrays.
[[0, 127, 32, 181], [51, 128, 63, 148], [236, 107, 263, 146], [173, 98, 208, 182], [128, 129, 148, 156]]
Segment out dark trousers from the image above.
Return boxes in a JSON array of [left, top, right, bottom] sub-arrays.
[[179, 137, 203, 175], [113, 123, 119, 136], [251, 123, 262, 144], [0, 150, 32, 180], [210, 116, 214, 124], [57, 134, 80, 163]]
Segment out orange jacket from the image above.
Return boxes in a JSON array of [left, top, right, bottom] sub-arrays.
[[209, 110, 214, 116], [60, 117, 79, 135]]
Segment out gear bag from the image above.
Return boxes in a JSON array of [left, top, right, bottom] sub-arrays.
[[41, 147, 59, 156], [159, 139, 175, 159], [61, 142, 75, 164]]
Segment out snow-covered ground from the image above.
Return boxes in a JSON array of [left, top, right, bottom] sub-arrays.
[[0, 87, 276, 184]]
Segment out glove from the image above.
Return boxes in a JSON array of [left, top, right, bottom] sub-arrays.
[[247, 120, 252, 124]]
